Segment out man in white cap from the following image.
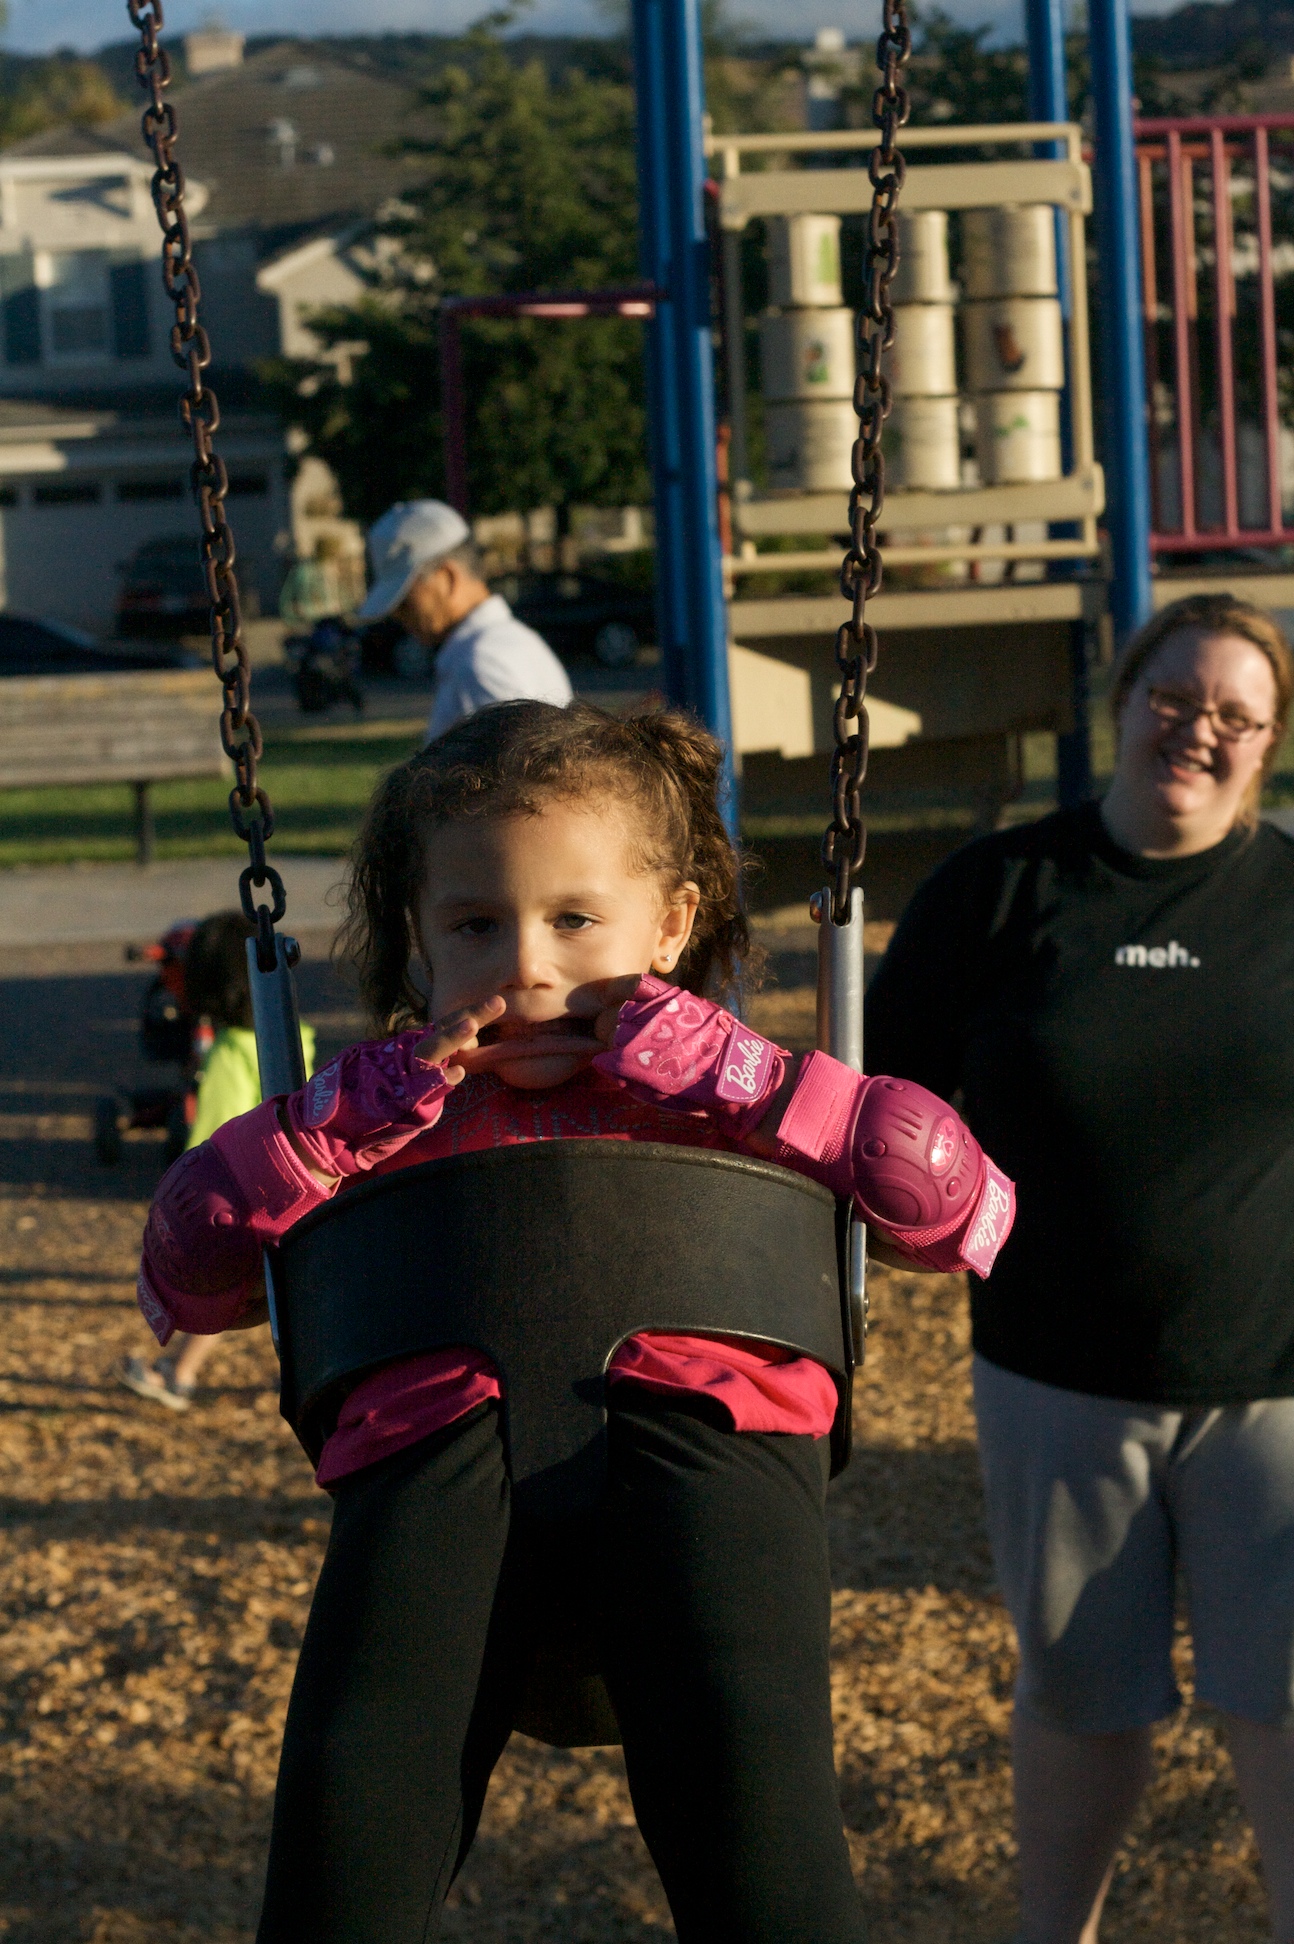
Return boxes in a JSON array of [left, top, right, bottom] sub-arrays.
[[357, 500, 573, 741]]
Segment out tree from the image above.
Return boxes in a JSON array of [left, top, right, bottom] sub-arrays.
[[0, 56, 126, 147], [895, 9, 1029, 127], [263, 8, 650, 527]]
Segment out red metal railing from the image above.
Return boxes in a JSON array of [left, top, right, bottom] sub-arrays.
[[1134, 113, 1294, 552], [439, 288, 658, 515]]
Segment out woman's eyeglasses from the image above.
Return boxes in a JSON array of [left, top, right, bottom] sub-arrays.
[[1144, 686, 1273, 743]]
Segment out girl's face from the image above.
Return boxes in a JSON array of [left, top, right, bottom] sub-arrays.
[[1106, 628, 1280, 855], [415, 797, 700, 1090]]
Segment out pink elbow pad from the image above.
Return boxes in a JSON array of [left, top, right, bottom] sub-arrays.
[[137, 1102, 329, 1342], [776, 1051, 1015, 1277], [592, 976, 788, 1134], [135, 1032, 458, 1344]]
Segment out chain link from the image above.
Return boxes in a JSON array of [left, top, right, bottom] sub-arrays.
[[822, 0, 911, 924], [127, 0, 285, 956]]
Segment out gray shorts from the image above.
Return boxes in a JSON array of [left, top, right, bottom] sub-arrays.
[[972, 1353, 1294, 1732]]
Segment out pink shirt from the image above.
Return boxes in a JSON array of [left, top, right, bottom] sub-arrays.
[[311, 1068, 839, 1487]]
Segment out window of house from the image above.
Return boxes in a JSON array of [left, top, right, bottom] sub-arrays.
[[109, 259, 151, 360], [227, 473, 270, 496], [0, 486, 19, 507], [0, 256, 40, 366], [117, 478, 184, 501], [33, 482, 101, 505], [45, 253, 109, 360]]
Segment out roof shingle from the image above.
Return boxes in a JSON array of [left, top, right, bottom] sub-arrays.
[[4, 41, 437, 245]]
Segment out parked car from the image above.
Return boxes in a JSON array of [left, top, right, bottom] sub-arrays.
[[116, 533, 260, 639], [497, 571, 656, 668], [0, 613, 195, 676]]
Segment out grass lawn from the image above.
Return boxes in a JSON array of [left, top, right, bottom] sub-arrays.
[[0, 719, 425, 868], [3, 704, 1293, 870]]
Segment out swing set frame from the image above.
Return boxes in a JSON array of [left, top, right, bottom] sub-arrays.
[[121, 0, 900, 1745]]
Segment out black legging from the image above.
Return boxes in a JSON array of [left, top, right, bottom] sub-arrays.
[[257, 1394, 864, 1943]]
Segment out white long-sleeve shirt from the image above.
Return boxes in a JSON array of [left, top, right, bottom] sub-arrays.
[[425, 593, 573, 742]]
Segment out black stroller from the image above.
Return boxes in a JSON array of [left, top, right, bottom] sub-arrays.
[[286, 615, 364, 715], [93, 920, 211, 1168]]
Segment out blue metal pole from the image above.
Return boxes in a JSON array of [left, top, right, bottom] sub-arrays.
[[1089, 0, 1154, 642], [1026, 0, 1068, 134], [630, 0, 736, 829]]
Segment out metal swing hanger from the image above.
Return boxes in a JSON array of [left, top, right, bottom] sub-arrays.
[[128, 0, 305, 1099], [813, 0, 910, 1351], [820, 0, 911, 939], [814, 0, 911, 1046]]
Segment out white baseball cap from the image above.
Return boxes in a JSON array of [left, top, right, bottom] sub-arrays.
[[357, 500, 471, 623]]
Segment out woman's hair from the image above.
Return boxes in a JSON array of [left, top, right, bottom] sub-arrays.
[[1110, 592, 1293, 820], [184, 910, 255, 1029], [339, 699, 757, 1030]]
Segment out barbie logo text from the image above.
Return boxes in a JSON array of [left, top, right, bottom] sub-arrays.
[[716, 1029, 776, 1102]]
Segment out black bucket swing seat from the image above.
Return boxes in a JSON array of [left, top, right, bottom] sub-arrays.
[[269, 1136, 860, 1748]]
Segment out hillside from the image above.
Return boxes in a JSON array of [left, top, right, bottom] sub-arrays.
[[1133, 0, 1294, 68]]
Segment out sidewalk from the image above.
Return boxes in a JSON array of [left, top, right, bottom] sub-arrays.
[[0, 854, 348, 950], [5, 808, 1291, 956]]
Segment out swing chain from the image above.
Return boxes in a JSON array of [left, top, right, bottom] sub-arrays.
[[127, 0, 285, 962], [823, 0, 911, 926]]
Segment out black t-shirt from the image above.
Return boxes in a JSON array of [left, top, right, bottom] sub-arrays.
[[865, 803, 1294, 1404]]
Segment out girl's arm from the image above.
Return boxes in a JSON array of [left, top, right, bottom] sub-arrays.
[[592, 978, 1014, 1277], [137, 1004, 504, 1344]]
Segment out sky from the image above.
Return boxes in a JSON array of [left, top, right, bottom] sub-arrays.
[[1, 0, 1194, 59]]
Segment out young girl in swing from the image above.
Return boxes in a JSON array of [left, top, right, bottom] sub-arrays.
[[137, 700, 1014, 1944]]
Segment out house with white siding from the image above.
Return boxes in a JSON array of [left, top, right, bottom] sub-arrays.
[[0, 35, 430, 634]]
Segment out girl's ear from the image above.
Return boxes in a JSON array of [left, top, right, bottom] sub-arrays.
[[652, 881, 700, 974]]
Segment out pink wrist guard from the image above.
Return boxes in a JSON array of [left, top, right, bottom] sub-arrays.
[[284, 1030, 456, 1178], [591, 976, 788, 1134], [775, 1051, 1015, 1278]]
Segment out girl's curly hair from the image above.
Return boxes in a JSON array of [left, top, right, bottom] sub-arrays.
[[337, 699, 760, 1029]]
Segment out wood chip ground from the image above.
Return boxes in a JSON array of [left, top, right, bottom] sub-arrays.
[[0, 959, 1272, 1939]]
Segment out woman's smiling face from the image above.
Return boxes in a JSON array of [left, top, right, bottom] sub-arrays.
[[414, 797, 699, 1090], [1107, 628, 1280, 854]]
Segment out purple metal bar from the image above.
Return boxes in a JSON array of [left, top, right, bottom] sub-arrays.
[[1154, 527, 1294, 551], [441, 308, 467, 515], [441, 287, 659, 321], [436, 285, 660, 518], [1137, 112, 1294, 134], [1136, 112, 1294, 550], [1138, 149, 1164, 534], [1166, 129, 1198, 538], [1254, 127, 1285, 534], [1210, 127, 1239, 538]]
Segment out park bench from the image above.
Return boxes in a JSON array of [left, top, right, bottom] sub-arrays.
[[0, 668, 225, 864]]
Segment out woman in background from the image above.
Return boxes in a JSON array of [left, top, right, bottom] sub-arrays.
[[866, 593, 1294, 1944]]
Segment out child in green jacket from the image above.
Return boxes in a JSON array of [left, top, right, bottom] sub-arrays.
[[120, 911, 315, 1410]]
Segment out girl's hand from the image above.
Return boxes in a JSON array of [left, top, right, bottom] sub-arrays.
[[412, 996, 507, 1082], [589, 974, 648, 1047], [589, 975, 789, 1132], [432, 980, 642, 1089], [284, 1020, 500, 1182]]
